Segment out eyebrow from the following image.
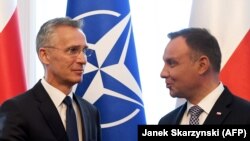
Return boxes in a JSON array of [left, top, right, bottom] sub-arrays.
[[67, 45, 88, 48]]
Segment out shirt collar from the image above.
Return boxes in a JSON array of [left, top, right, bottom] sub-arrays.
[[41, 78, 73, 107], [187, 82, 224, 114]]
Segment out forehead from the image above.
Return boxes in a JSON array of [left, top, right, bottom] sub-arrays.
[[164, 36, 191, 59], [55, 25, 84, 35], [52, 26, 87, 45]]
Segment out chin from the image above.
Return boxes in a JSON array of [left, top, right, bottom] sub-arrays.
[[75, 78, 82, 83], [169, 91, 178, 98], [71, 77, 82, 84], [170, 94, 177, 98]]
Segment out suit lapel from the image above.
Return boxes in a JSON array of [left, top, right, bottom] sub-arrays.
[[175, 103, 187, 124], [204, 87, 233, 124], [32, 81, 68, 141]]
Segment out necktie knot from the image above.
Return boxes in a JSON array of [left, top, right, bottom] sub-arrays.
[[63, 96, 73, 107], [189, 105, 203, 125], [189, 105, 203, 116]]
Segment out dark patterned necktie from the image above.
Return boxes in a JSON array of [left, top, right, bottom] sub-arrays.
[[63, 96, 79, 141], [189, 105, 203, 125]]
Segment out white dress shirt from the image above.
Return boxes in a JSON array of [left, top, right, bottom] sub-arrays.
[[41, 78, 83, 141], [180, 83, 224, 125]]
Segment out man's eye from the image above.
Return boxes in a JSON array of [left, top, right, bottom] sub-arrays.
[[68, 47, 79, 54], [167, 60, 177, 67]]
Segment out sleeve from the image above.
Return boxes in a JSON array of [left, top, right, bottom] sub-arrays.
[[0, 100, 27, 141]]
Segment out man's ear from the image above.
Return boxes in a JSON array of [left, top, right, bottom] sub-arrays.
[[197, 55, 209, 74], [39, 48, 50, 65]]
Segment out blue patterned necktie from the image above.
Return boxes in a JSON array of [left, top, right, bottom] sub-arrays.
[[189, 105, 203, 125], [63, 96, 79, 141]]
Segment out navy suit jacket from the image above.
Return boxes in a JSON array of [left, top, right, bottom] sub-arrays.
[[0, 80, 101, 141], [158, 87, 250, 125]]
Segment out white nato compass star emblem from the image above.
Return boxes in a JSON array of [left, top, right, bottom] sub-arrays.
[[74, 10, 145, 128]]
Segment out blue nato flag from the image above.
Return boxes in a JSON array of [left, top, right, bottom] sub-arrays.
[[66, 0, 146, 141]]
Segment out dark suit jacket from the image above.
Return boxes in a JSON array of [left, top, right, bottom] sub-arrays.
[[158, 86, 250, 125], [0, 80, 101, 141]]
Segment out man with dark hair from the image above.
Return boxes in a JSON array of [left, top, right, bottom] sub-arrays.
[[0, 17, 101, 141], [159, 27, 250, 125]]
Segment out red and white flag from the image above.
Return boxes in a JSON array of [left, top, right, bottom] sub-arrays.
[[189, 0, 250, 101], [0, 0, 26, 104]]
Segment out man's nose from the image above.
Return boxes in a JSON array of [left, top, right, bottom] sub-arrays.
[[160, 65, 170, 78], [76, 51, 87, 64]]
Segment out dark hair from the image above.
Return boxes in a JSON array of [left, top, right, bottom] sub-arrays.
[[36, 17, 83, 54], [168, 28, 221, 72]]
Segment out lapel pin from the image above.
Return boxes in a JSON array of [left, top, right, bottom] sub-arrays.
[[216, 112, 222, 115]]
